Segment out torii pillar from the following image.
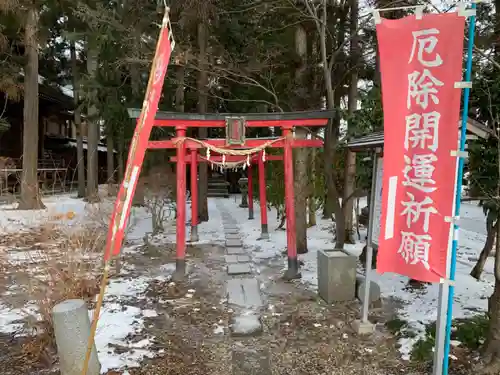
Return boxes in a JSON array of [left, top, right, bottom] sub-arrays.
[[282, 127, 300, 280], [258, 151, 269, 240]]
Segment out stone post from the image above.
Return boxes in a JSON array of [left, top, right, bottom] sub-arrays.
[[52, 299, 100, 375], [238, 177, 248, 208], [317, 250, 356, 302]]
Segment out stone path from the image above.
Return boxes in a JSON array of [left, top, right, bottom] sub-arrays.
[[216, 200, 270, 374]]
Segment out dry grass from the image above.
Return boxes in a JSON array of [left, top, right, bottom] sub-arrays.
[[0, 205, 113, 367], [141, 165, 176, 235]]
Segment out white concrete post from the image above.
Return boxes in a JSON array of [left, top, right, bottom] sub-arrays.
[[52, 299, 101, 375]]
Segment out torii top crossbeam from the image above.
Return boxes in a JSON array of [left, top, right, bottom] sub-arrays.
[[127, 108, 335, 128]]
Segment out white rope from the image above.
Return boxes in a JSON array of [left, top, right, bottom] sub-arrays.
[[174, 136, 287, 156], [174, 136, 287, 170]]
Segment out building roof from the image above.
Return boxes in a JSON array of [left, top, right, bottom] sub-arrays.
[[347, 117, 494, 152]]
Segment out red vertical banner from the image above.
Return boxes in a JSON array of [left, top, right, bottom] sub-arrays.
[[375, 13, 465, 282], [104, 15, 174, 261]]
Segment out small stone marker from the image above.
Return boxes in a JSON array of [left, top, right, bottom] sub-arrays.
[[226, 239, 243, 247], [228, 263, 252, 275], [52, 299, 101, 375], [227, 278, 262, 307], [355, 276, 382, 306], [230, 314, 263, 337], [227, 247, 246, 255]]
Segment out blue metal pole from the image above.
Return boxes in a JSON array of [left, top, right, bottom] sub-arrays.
[[442, 4, 477, 375]]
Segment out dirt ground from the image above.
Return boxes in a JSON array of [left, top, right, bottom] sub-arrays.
[[0, 226, 476, 375]]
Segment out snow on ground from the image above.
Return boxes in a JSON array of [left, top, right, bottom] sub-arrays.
[[218, 196, 494, 361], [0, 189, 163, 373], [0, 194, 90, 233], [0, 190, 229, 374], [0, 191, 495, 368], [91, 276, 162, 373]]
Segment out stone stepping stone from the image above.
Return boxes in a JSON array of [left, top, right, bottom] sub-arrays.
[[225, 255, 251, 264], [224, 228, 239, 235], [227, 263, 252, 275], [226, 278, 262, 308], [230, 314, 263, 338], [226, 239, 243, 247], [226, 233, 241, 240], [227, 247, 246, 255]]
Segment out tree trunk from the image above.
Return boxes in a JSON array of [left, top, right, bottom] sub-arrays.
[[18, 7, 44, 210], [483, 220, 500, 373], [323, 123, 335, 218], [343, 0, 360, 244], [484, 281, 500, 373], [308, 138, 317, 227], [482, 111, 500, 372], [293, 25, 309, 254], [332, 5, 348, 249], [331, 115, 346, 250], [129, 42, 145, 207], [106, 131, 115, 196], [295, 128, 309, 254], [70, 40, 86, 199], [197, 21, 209, 222], [321, 3, 346, 242], [471, 222, 497, 280], [175, 64, 185, 113], [85, 41, 100, 203], [343, 151, 356, 243], [117, 127, 124, 181]]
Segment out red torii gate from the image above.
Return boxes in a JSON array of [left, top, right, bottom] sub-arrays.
[[127, 109, 332, 280]]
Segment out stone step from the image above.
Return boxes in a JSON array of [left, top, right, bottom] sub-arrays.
[[227, 247, 245, 255], [208, 188, 228, 194], [208, 178, 227, 183], [225, 255, 251, 263], [230, 315, 264, 338], [227, 263, 252, 275], [226, 278, 262, 308], [207, 192, 229, 198], [226, 239, 243, 247], [208, 181, 228, 188]]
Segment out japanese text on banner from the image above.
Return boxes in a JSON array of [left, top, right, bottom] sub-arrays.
[[375, 13, 465, 282], [399, 28, 443, 271]]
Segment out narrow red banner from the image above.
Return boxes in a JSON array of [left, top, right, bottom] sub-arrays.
[[104, 17, 174, 261], [376, 13, 465, 282]]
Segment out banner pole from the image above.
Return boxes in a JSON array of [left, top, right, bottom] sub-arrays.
[[432, 156, 458, 375], [361, 150, 380, 323], [441, 5, 477, 375]]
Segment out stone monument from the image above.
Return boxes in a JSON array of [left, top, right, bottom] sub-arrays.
[[238, 177, 248, 208], [317, 249, 357, 303]]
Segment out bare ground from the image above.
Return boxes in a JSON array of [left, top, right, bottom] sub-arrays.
[[0, 225, 478, 375]]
